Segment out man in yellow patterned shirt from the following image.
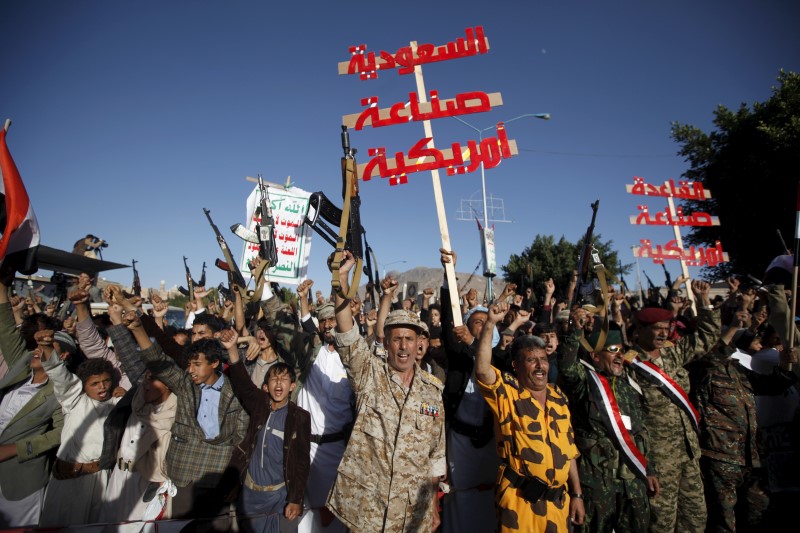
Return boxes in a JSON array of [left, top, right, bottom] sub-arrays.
[[476, 302, 585, 532]]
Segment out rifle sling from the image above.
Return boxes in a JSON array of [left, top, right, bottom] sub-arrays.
[[330, 157, 362, 300]]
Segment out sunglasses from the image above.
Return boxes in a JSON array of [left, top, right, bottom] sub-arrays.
[[602, 345, 624, 354]]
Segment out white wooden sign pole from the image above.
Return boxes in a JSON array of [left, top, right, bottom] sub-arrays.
[[666, 195, 697, 314], [411, 41, 462, 327]]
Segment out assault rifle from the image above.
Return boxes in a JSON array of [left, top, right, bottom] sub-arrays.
[[661, 264, 673, 290], [256, 175, 279, 267], [131, 259, 141, 297], [204, 208, 247, 294], [304, 126, 376, 298], [178, 256, 197, 300], [571, 200, 600, 308]]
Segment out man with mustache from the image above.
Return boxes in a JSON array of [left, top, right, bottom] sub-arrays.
[[628, 280, 719, 533], [558, 309, 660, 532], [475, 302, 584, 532], [326, 251, 445, 532]]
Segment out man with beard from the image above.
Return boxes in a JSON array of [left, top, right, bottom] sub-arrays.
[[295, 279, 354, 533], [558, 309, 660, 532], [627, 280, 719, 533]]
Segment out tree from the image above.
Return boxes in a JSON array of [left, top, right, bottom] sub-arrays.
[[502, 233, 624, 303], [671, 70, 800, 280]]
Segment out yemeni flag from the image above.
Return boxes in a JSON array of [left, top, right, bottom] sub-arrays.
[[0, 125, 39, 275]]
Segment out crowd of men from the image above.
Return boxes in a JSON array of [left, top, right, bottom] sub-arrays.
[[0, 247, 798, 533]]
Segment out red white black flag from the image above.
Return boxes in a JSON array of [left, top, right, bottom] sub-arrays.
[[0, 127, 40, 274]]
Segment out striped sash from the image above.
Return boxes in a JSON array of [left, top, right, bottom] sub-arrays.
[[580, 360, 648, 481], [625, 357, 700, 433]]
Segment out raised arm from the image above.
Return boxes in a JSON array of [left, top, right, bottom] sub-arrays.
[[475, 303, 508, 386], [376, 276, 399, 344]]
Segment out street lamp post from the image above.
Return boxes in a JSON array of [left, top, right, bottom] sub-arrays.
[[381, 260, 407, 279], [451, 113, 551, 302]]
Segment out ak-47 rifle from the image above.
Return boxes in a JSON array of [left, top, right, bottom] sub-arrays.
[[571, 200, 600, 308], [204, 208, 248, 294], [661, 264, 673, 290], [178, 256, 195, 300], [330, 126, 364, 298], [304, 127, 370, 299], [642, 270, 661, 305], [131, 259, 142, 297], [256, 175, 279, 267], [198, 261, 206, 288]]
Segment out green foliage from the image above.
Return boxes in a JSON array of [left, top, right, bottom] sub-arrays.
[[168, 294, 188, 308], [671, 70, 800, 279], [502, 233, 626, 303]]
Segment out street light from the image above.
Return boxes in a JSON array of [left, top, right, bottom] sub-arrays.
[[451, 113, 551, 301], [381, 260, 407, 279]]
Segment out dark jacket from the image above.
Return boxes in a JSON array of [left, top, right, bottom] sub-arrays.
[[227, 360, 311, 504]]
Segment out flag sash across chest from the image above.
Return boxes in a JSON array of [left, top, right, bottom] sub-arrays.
[[0, 127, 40, 274], [580, 360, 648, 481], [625, 357, 700, 433]]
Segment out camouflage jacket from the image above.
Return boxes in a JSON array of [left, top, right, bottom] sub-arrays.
[[559, 331, 654, 488], [689, 341, 796, 466], [328, 326, 446, 533], [630, 307, 720, 467]]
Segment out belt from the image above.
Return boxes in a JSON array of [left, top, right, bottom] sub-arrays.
[[117, 457, 136, 472], [502, 467, 566, 504], [310, 427, 351, 444], [244, 471, 286, 492], [53, 458, 102, 480]]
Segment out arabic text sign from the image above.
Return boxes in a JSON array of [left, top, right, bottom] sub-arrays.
[[626, 177, 711, 199], [339, 26, 517, 186], [630, 205, 720, 227], [343, 90, 503, 130], [240, 186, 313, 285], [632, 239, 729, 267], [339, 27, 489, 80]]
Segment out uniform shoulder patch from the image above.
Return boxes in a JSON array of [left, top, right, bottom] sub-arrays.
[[419, 368, 444, 391], [622, 349, 639, 363], [502, 371, 520, 390]]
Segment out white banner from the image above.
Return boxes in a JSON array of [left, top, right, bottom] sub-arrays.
[[481, 226, 496, 276], [240, 185, 313, 286]]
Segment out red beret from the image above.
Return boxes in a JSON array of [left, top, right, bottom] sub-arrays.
[[635, 307, 673, 325]]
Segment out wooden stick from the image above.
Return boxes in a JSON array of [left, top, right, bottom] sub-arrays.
[[411, 41, 462, 327], [666, 195, 697, 315]]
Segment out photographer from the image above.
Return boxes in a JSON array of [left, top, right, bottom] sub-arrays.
[[71, 234, 108, 259]]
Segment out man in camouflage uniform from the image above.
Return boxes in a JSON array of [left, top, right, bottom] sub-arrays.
[[628, 280, 719, 533], [475, 302, 585, 533], [559, 312, 660, 533], [689, 310, 797, 532], [326, 252, 446, 532]]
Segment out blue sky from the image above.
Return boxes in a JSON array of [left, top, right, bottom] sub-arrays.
[[2, 1, 798, 294]]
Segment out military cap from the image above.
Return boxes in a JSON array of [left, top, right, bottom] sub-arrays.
[[586, 328, 623, 351], [317, 302, 335, 320], [635, 307, 673, 325], [384, 309, 422, 332]]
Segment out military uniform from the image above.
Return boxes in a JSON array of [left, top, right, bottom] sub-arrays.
[[690, 341, 796, 532], [630, 307, 720, 533], [558, 332, 654, 533], [477, 367, 579, 533], [328, 322, 446, 532]]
